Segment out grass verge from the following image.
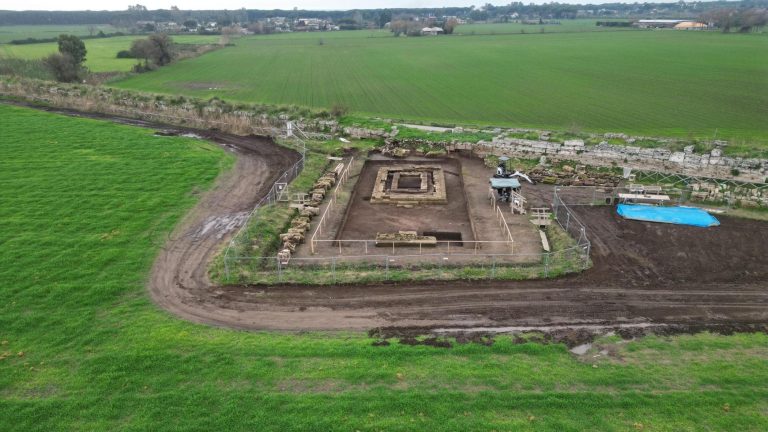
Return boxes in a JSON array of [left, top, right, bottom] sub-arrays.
[[1, 104, 767, 430]]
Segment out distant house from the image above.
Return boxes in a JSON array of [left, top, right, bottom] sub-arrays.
[[674, 21, 708, 30], [421, 27, 444, 36], [294, 18, 330, 31]]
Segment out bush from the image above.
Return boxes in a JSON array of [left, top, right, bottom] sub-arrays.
[[731, 168, 741, 176], [330, 103, 349, 118], [44, 53, 83, 83], [116, 50, 134, 59], [131, 62, 155, 73]]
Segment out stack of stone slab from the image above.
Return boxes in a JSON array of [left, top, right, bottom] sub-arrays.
[[375, 231, 437, 247], [278, 165, 342, 263]]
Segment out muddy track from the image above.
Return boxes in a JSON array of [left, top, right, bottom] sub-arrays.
[[9, 102, 768, 333]]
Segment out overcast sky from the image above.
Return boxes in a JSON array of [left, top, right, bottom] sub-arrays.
[[5, 0, 637, 12]]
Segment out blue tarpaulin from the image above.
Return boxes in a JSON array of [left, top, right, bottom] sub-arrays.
[[617, 204, 720, 227]]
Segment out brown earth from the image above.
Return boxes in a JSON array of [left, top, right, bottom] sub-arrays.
[[8, 102, 768, 333], [210, 207, 768, 331], [337, 157, 475, 242]]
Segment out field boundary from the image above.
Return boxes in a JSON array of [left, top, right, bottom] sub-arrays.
[[221, 126, 308, 277]]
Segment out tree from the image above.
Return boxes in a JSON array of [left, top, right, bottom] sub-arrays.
[[220, 25, 241, 45], [443, 18, 459, 34], [183, 20, 198, 30], [44, 53, 81, 82], [378, 10, 392, 28], [703, 7, 768, 33], [130, 33, 174, 70], [57, 34, 86, 64], [352, 11, 364, 27], [44, 34, 87, 82], [248, 21, 265, 34], [739, 8, 768, 33], [390, 19, 408, 36]]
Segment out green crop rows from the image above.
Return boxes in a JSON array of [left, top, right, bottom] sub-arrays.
[[112, 29, 768, 145], [0, 24, 119, 44]]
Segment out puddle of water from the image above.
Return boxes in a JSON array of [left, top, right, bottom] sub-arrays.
[[194, 212, 249, 240], [570, 343, 592, 355]]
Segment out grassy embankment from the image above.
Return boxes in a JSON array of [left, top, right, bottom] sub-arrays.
[[111, 29, 768, 152], [1, 104, 768, 430]]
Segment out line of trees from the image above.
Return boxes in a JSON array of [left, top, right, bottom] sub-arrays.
[[3, 1, 767, 27], [703, 7, 768, 32]]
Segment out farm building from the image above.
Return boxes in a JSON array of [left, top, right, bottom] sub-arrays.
[[674, 21, 708, 30], [634, 19, 686, 29]]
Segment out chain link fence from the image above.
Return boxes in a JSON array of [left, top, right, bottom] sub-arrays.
[[224, 244, 589, 284], [222, 128, 307, 273], [222, 186, 599, 284]]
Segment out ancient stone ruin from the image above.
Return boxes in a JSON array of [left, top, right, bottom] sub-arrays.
[[370, 165, 447, 206]]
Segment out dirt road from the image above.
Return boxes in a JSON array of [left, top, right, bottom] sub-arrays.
[[208, 207, 768, 331], [9, 102, 768, 333]]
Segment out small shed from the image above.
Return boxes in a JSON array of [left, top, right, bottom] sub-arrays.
[[421, 27, 444, 36]]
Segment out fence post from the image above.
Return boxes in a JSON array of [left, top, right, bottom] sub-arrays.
[[277, 256, 282, 283], [544, 252, 549, 277], [553, 188, 557, 212], [566, 212, 570, 233], [331, 257, 336, 284], [584, 243, 591, 270], [440, 254, 445, 277], [491, 256, 496, 278], [385, 256, 389, 279], [592, 188, 596, 206]]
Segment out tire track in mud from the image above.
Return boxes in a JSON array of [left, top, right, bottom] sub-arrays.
[[8, 101, 768, 333]]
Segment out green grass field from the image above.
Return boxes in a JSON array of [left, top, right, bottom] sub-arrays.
[[0, 34, 220, 72], [0, 24, 120, 44], [1, 103, 768, 430], [455, 19, 631, 35], [111, 30, 768, 144]]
